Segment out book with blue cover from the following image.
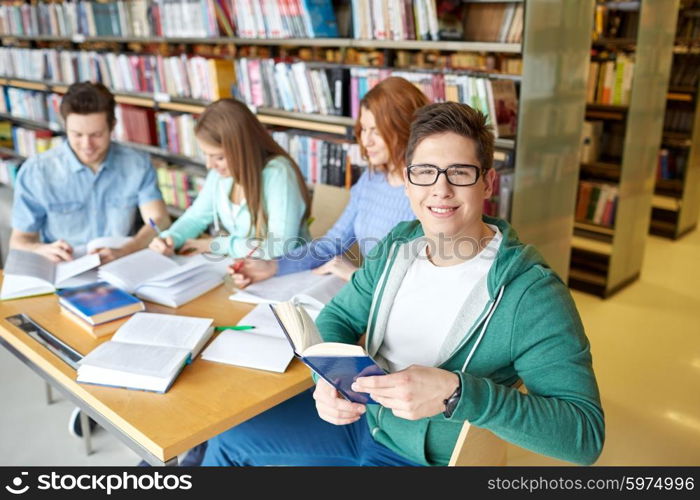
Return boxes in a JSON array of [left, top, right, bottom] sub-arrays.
[[57, 281, 145, 325], [270, 301, 385, 404], [301, 0, 339, 37]]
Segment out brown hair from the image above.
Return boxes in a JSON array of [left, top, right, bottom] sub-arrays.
[[195, 98, 311, 238], [353, 76, 430, 175], [59, 82, 116, 129], [406, 102, 494, 171]]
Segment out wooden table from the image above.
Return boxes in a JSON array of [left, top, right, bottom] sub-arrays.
[[0, 273, 313, 465]]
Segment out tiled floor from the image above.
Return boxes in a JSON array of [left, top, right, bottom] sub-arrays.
[[2, 230, 699, 466]]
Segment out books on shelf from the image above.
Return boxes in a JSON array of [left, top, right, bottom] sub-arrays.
[[0, 250, 101, 301], [350, 0, 522, 43], [272, 129, 365, 187], [664, 107, 695, 134], [592, 2, 639, 41], [657, 148, 687, 181], [155, 111, 203, 159], [586, 54, 635, 106], [154, 159, 206, 211], [56, 281, 145, 326], [462, 1, 523, 44], [270, 300, 384, 404], [113, 104, 157, 146], [98, 250, 228, 307], [0, 157, 22, 187], [0, 47, 235, 102], [201, 303, 295, 373], [0, 0, 340, 39], [9, 126, 62, 157], [76, 312, 215, 393], [575, 181, 618, 228]]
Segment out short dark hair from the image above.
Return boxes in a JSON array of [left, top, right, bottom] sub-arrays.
[[405, 102, 494, 171], [59, 82, 116, 129]]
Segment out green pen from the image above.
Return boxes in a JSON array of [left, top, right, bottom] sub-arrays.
[[215, 325, 256, 331]]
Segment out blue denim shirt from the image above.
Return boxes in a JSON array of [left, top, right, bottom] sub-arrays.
[[11, 140, 162, 246]]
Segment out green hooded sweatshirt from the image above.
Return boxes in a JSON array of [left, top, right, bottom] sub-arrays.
[[315, 216, 605, 466]]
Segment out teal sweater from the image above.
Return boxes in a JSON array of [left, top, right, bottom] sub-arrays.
[[316, 217, 605, 466], [160, 156, 309, 258]]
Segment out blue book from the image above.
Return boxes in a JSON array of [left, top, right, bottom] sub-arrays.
[[270, 302, 385, 404], [300, 0, 339, 37], [57, 281, 144, 326]]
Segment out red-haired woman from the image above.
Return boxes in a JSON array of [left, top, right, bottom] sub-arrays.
[[231, 76, 430, 285]]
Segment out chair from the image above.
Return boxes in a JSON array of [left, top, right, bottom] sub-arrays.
[[448, 380, 525, 466], [308, 183, 350, 239], [308, 183, 361, 267]]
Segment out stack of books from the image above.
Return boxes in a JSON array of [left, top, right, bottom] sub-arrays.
[[57, 282, 146, 338]]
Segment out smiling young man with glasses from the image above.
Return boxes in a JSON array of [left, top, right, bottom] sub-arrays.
[[202, 102, 604, 467]]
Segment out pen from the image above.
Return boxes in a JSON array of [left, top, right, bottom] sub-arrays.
[[215, 325, 256, 331], [232, 244, 261, 273], [148, 218, 162, 237]]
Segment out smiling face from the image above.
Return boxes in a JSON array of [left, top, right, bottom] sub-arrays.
[[65, 112, 112, 169], [197, 137, 231, 178], [359, 107, 390, 168], [404, 132, 495, 242]]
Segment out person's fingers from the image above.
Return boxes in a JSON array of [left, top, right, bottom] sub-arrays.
[[165, 237, 174, 247], [54, 248, 73, 261], [233, 274, 250, 288], [55, 240, 73, 253]]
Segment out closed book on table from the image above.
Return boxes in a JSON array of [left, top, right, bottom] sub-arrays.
[[57, 281, 145, 325]]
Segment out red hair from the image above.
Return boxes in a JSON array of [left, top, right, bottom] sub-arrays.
[[353, 76, 430, 175]]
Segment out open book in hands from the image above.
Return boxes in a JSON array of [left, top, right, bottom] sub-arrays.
[[270, 301, 385, 404]]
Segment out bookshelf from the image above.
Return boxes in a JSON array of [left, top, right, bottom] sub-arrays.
[[0, 0, 598, 279], [570, 0, 680, 297], [649, 1, 700, 239]]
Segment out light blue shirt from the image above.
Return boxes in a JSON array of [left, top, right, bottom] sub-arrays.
[[160, 156, 310, 258], [11, 140, 163, 246], [277, 170, 416, 275]]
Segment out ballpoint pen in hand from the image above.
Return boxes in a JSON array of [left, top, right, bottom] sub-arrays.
[[232, 244, 261, 273], [148, 218, 162, 237]]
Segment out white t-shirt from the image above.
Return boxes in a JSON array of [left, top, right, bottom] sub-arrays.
[[379, 227, 502, 372]]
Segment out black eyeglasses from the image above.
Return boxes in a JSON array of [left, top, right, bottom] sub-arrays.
[[407, 164, 483, 187]]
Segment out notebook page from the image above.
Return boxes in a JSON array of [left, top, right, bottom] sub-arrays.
[[113, 312, 213, 353], [229, 270, 333, 304], [201, 332, 293, 373]]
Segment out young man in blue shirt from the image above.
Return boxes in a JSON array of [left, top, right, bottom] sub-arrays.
[[10, 81, 170, 264], [9, 82, 171, 437]]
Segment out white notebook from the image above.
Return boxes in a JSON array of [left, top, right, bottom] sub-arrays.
[[229, 271, 345, 313], [201, 304, 294, 373], [98, 249, 229, 307], [76, 312, 215, 393], [1, 249, 101, 300]]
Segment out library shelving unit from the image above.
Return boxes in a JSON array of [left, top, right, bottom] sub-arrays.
[[0, 0, 597, 279], [649, 4, 700, 239], [570, 0, 680, 297]]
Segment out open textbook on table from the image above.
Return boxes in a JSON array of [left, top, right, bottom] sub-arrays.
[[98, 249, 229, 307]]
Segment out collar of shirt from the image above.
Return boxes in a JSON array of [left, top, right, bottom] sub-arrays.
[[61, 139, 115, 174]]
